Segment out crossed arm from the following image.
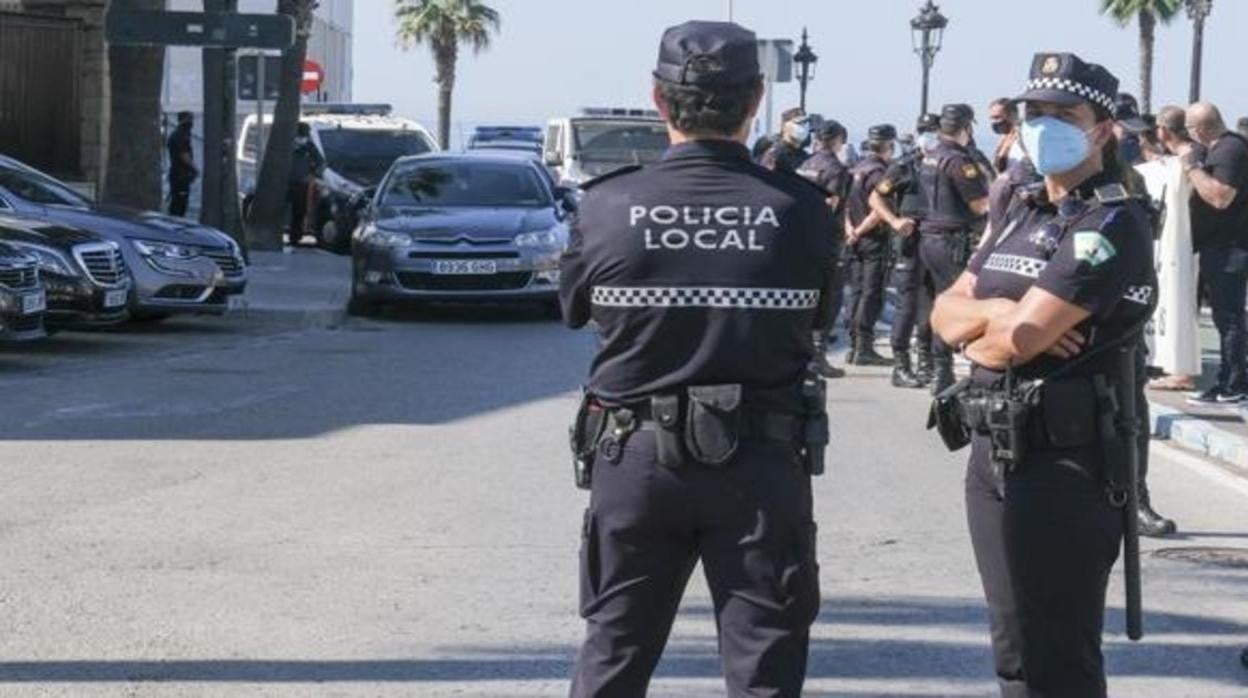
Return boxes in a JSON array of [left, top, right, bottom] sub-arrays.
[[931, 272, 1091, 370]]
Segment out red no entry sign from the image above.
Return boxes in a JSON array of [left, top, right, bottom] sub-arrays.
[[302, 59, 324, 94]]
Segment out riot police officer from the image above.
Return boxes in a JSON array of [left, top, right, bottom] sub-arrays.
[[844, 125, 898, 366], [759, 107, 811, 173], [561, 21, 832, 697], [931, 52, 1155, 697], [920, 103, 991, 393], [872, 113, 939, 387], [797, 119, 852, 378]]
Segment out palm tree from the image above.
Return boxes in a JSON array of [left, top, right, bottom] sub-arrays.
[[1186, 0, 1213, 102], [1100, 0, 1183, 113], [245, 0, 316, 252], [394, 0, 501, 150], [103, 0, 166, 211]]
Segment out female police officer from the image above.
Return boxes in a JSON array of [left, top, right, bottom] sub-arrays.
[[932, 53, 1156, 697]]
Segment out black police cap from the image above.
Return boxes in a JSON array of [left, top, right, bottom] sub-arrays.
[[939, 103, 975, 131], [1014, 52, 1118, 114], [1114, 92, 1149, 133], [818, 118, 846, 140], [868, 124, 897, 143], [916, 113, 939, 133], [653, 21, 761, 88]]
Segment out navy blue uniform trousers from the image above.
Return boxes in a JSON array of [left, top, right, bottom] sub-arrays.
[[965, 439, 1123, 698], [571, 434, 820, 698]]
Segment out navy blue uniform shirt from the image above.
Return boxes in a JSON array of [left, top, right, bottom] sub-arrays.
[[559, 139, 836, 410], [968, 172, 1156, 385]]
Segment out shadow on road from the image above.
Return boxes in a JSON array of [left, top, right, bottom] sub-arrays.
[[0, 596, 1243, 688]]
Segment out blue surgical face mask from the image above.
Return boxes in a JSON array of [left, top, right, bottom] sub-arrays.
[[1020, 116, 1095, 175], [788, 122, 810, 144], [917, 133, 938, 153]]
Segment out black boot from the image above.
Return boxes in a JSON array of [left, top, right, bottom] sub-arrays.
[[891, 350, 924, 388], [1138, 486, 1177, 538], [811, 332, 846, 379], [915, 348, 934, 386], [931, 358, 955, 395], [854, 336, 893, 367]]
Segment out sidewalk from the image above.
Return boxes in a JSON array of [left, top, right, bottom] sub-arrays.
[[228, 247, 350, 329], [1147, 312, 1248, 477]]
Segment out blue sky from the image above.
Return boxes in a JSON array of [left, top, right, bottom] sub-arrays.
[[353, 0, 1247, 145]]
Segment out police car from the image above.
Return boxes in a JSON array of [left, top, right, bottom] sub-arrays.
[[542, 108, 671, 187], [237, 104, 438, 253]]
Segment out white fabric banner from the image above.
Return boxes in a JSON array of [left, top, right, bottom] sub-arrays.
[[1136, 157, 1202, 375]]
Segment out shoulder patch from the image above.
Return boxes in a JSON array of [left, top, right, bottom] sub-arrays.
[[580, 164, 643, 191], [962, 163, 982, 180], [876, 178, 895, 195], [1072, 230, 1117, 267]]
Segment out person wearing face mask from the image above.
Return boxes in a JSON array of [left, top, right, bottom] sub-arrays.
[[1184, 101, 1248, 405], [918, 103, 991, 394], [758, 107, 811, 174], [843, 125, 899, 366], [870, 113, 940, 387], [287, 121, 326, 247], [989, 98, 1024, 175], [931, 52, 1157, 697]]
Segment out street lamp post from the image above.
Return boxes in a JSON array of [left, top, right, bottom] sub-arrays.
[[793, 28, 818, 112], [1187, 0, 1212, 103], [910, 0, 948, 119]]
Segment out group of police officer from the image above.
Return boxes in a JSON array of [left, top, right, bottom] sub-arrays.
[[560, 18, 1192, 698], [759, 102, 997, 397]]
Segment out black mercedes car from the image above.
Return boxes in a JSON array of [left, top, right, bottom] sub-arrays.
[[0, 213, 131, 328], [349, 152, 575, 316], [0, 239, 46, 341]]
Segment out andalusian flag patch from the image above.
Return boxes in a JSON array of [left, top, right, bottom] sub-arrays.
[[1072, 231, 1117, 267]]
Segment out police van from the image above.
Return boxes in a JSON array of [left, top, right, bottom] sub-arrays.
[[237, 104, 438, 252], [542, 109, 670, 187]]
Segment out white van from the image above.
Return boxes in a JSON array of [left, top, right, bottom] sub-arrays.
[[237, 104, 438, 251], [542, 109, 670, 187]]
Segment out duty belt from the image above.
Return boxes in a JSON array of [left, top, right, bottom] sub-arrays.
[[603, 403, 805, 443]]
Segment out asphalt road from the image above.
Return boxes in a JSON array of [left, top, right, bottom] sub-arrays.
[[0, 310, 1245, 697]]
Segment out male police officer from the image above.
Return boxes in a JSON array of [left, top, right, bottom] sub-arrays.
[[760, 107, 812, 173], [919, 103, 990, 393], [844, 125, 898, 366], [871, 114, 939, 387], [561, 21, 832, 697], [798, 119, 851, 378]]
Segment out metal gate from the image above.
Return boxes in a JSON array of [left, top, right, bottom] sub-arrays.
[[0, 13, 82, 177]]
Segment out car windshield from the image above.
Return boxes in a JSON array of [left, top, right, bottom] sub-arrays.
[[0, 163, 91, 207], [382, 161, 551, 208], [318, 129, 433, 178], [572, 120, 670, 170]]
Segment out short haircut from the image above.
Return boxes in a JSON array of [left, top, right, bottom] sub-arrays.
[[1157, 106, 1188, 137], [296, 122, 312, 136], [655, 77, 763, 137], [989, 98, 1017, 118], [177, 111, 194, 123]]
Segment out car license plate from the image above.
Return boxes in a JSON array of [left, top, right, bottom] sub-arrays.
[[21, 290, 45, 315], [104, 289, 128, 308], [432, 260, 497, 275]]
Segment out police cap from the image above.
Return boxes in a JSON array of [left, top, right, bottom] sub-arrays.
[[1014, 52, 1118, 115], [868, 124, 897, 143], [653, 21, 761, 87], [916, 113, 939, 134], [1114, 92, 1149, 133], [818, 118, 847, 141], [939, 104, 975, 132]]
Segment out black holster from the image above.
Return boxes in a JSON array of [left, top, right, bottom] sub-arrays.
[[569, 391, 607, 490], [684, 384, 742, 467], [928, 378, 973, 452], [651, 394, 685, 468], [800, 376, 829, 476]]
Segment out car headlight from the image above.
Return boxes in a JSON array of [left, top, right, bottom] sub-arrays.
[[515, 229, 561, 248], [133, 239, 197, 259], [6, 243, 76, 277], [370, 229, 414, 247]]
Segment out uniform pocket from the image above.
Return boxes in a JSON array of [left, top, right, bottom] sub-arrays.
[[684, 384, 742, 466], [578, 507, 602, 618]]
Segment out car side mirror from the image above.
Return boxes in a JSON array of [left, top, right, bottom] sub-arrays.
[[555, 186, 578, 213], [352, 187, 378, 212]]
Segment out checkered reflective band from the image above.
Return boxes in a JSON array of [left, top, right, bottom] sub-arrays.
[[1123, 285, 1153, 306], [1024, 77, 1115, 112], [984, 254, 1048, 279], [591, 286, 820, 310]]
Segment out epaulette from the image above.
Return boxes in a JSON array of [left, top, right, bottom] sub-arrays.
[[1092, 183, 1131, 205], [579, 165, 643, 192]]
